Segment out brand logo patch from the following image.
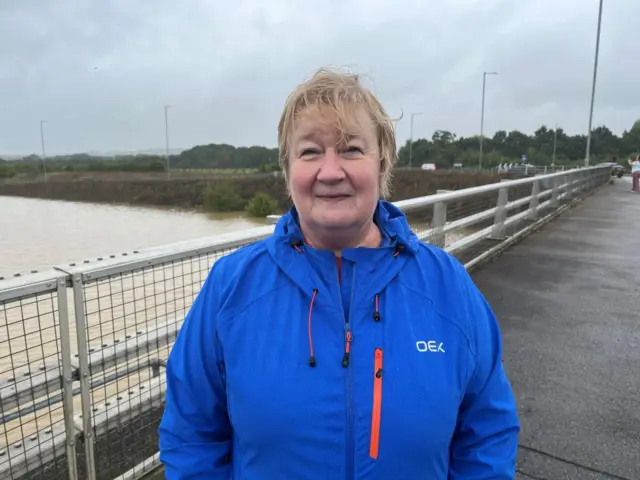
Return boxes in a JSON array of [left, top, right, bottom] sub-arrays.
[[416, 340, 445, 353]]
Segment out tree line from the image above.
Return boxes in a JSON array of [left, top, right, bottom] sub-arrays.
[[396, 120, 640, 168], [1, 120, 638, 179]]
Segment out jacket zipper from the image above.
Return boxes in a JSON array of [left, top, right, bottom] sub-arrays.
[[336, 262, 357, 480], [369, 348, 383, 459], [345, 323, 354, 480]]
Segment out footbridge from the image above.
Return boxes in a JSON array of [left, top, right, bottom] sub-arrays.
[[1, 165, 636, 480]]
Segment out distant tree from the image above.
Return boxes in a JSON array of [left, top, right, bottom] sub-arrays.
[[5, 120, 636, 176], [397, 120, 639, 168], [246, 192, 278, 217]]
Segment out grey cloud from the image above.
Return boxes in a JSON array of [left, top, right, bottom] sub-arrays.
[[0, 0, 637, 156]]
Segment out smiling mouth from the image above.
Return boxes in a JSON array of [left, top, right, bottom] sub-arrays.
[[317, 195, 350, 200]]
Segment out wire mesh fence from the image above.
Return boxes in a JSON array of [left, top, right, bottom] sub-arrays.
[[75, 244, 248, 479], [0, 166, 612, 479], [0, 278, 73, 480]]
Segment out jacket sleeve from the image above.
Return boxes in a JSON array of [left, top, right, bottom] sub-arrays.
[[158, 263, 232, 479], [448, 266, 520, 479]]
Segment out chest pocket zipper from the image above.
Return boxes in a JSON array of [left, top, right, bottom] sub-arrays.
[[369, 347, 383, 459]]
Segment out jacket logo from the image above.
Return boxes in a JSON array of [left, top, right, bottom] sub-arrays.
[[416, 340, 445, 353]]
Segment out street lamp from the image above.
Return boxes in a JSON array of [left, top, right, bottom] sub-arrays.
[[164, 105, 171, 179], [552, 123, 559, 167], [479, 71, 498, 170], [39, 120, 48, 183], [585, 0, 604, 167], [409, 112, 423, 167]]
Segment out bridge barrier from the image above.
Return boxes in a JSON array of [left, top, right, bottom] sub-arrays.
[[0, 165, 612, 479]]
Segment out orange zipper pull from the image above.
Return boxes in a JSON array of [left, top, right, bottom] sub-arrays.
[[374, 348, 383, 377], [342, 330, 352, 368]]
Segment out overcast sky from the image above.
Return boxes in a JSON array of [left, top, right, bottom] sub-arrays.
[[0, 0, 638, 156]]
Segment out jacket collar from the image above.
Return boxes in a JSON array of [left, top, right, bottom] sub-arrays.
[[272, 199, 420, 255]]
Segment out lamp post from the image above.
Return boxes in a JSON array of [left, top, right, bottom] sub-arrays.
[[164, 105, 171, 179], [479, 71, 498, 170], [409, 112, 423, 167], [40, 120, 48, 183], [585, 0, 604, 167], [552, 123, 559, 167]]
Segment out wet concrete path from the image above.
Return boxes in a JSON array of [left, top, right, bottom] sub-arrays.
[[471, 177, 640, 479]]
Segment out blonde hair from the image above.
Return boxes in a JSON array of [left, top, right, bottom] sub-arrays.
[[277, 67, 398, 198]]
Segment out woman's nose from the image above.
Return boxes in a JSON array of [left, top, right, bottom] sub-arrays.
[[316, 149, 346, 182]]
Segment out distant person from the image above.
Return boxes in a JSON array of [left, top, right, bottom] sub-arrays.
[[629, 155, 640, 192], [158, 67, 520, 479]]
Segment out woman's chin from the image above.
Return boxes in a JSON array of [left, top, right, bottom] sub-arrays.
[[313, 212, 358, 230]]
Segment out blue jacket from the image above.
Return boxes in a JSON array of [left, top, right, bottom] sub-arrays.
[[158, 200, 520, 479]]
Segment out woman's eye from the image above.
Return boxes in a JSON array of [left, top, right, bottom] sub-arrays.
[[344, 146, 364, 155], [300, 148, 319, 157]]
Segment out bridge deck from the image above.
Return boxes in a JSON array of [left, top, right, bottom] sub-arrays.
[[471, 177, 639, 480]]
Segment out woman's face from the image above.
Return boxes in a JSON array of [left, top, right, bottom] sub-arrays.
[[288, 105, 381, 236]]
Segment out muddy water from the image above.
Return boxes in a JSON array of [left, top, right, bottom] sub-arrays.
[[0, 196, 263, 277]]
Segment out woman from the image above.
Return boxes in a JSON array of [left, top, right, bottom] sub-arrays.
[[159, 67, 520, 479], [629, 155, 640, 192]]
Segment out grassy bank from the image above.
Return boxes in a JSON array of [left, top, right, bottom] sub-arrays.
[[0, 169, 508, 215]]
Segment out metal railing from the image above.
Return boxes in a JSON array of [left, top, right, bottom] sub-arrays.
[[0, 165, 612, 479]]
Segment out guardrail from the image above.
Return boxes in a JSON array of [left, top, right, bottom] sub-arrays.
[[0, 165, 613, 479]]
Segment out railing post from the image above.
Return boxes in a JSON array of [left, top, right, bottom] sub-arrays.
[[573, 171, 581, 196], [72, 274, 97, 480], [527, 179, 540, 220], [577, 170, 583, 195], [564, 171, 573, 198], [577, 170, 585, 195], [569, 171, 580, 198], [57, 276, 79, 480], [152, 361, 161, 378], [491, 181, 509, 239], [585, 170, 593, 192], [431, 190, 448, 248], [551, 176, 562, 208], [577, 170, 584, 195], [583, 170, 591, 194]]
